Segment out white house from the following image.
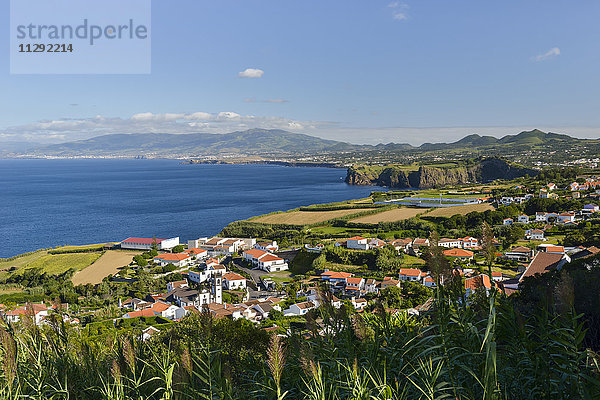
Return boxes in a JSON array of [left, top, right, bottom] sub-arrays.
[[243, 249, 288, 272], [500, 197, 515, 206], [438, 238, 461, 248], [4, 303, 48, 325], [520, 252, 571, 283], [459, 237, 479, 249], [412, 238, 430, 249], [150, 302, 184, 320], [142, 326, 160, 341], [347, 236, 369, 250], [526, 229, 545, 241], [351, 298, 368, 311], [379, 277, 401, 289], [389, 238, 412, 253], [284, 301, 316, 316], [153, 253, 192, 268], [517, 215, 529, 224], [536, 212, 548, 222], [254, 241, 279, 252], [558, 212, 575, 223], [256, 254, 288, 272], [181, 248, 208, 260], [320, 270, 353, 285], [503, 218, 514, 226], [365, 278, 379, 293], [243, 248, 268, 263], [368, 238, 386, 248], [166, 280, 188, 293], [222, 272, 247, 290], [422, 275, 436, 288], [464, 275, 492, 298], [504, 246, 535, 262], [345, 277, 365, 291], [121, 237, 179, 251], [398, 268, 422, 282]]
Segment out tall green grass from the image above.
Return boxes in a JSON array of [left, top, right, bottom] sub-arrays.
[[0, 289, 599, 399]]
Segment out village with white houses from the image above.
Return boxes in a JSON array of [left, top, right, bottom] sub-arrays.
[[2, 176, 600, 340]]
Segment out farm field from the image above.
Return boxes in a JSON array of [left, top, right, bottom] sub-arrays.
[[251, 209, 373, 225], [350, 207, 425, 224], [0, 250, 102, 278], [402, 254, 426, 267], [265, 271, 294, 283], [426, 203, 494, 217], [72, 250, 140, 285]]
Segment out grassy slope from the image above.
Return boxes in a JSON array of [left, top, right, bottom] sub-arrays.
[[0, 247, 105, 279]]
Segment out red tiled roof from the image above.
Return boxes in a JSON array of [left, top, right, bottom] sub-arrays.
[[184, 248, 207, 255], [508, 246, 532, 253], [122, 237, 164, 244], [259, 254, 283, 262], [346, 277, 364, 284], [321, 271, 353, 279], [399, 268, 422, 276], [545, 246, 565, 253], [126, 308, 156, 318], [443, 248, 474, 257], [348, 236, 366, 241], [155, 253, 190, 261], [244, 249, 268, 258], [296, 301, 315, 309], [223, 272, 246, 281], [465, 275, 492, 291], [521, 252, 565, 280], [151, 302, 171, 313]]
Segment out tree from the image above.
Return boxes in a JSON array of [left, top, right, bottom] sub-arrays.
[[379, 286, 404, 308], [425, 231, 451, 286], [268, 308, 284, 321], [503, 225, 525, 246], [133, 255, 148, 267], [172, 245, 185, 253], [480, 221, 496, 277], [375, 245, 403, 272], [274, 282, 284, 295]]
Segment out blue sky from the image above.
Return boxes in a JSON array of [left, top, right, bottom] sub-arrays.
[[1, 0, 600, 146]]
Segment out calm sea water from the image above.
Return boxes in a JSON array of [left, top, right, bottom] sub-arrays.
[[0, 159, 376, 258]]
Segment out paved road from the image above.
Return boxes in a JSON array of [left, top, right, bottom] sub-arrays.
[[231, 259, 282, 299]]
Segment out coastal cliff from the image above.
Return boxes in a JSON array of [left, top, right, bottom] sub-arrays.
[[345, 158, 537, 189]]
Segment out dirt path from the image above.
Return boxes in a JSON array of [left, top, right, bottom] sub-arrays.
[[72, 250, 140, 285]]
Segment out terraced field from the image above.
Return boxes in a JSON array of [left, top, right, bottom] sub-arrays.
[[426, 203, 494, 217], [251, 209, 373, 225], [72, 250, 140, 285], [350, 207, 425, 224], [0, 250, 102, 278]]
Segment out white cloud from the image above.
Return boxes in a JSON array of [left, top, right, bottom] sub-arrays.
[[265, 98, 289, 104], [388, 2, 409, 21], [533, 47, 560, 62], [0, 111, 318, 145], [184, 112, 212, 120], [238, 68, 264, 78], [4, 111, 600, 147]]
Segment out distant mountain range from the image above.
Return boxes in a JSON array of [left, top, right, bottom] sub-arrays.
[[4, 128, 596, 158]]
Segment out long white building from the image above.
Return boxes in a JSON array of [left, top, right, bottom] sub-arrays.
[[120, 237, 180, 250]]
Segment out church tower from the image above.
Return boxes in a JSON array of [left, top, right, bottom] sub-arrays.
[[212, 271, 223, 304]]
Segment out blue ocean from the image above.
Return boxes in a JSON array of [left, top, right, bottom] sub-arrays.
[[0, 159, 375, 258]]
